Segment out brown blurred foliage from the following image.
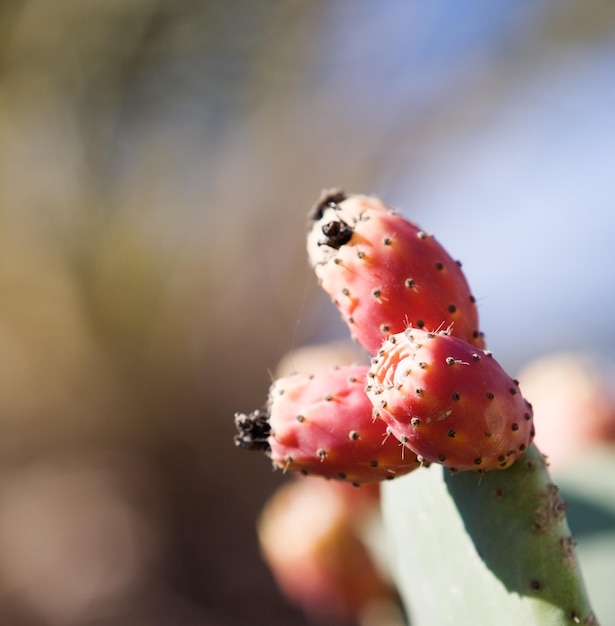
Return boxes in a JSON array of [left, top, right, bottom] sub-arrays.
[[0, 1, 614, 625], [0, 2, 346, 624]]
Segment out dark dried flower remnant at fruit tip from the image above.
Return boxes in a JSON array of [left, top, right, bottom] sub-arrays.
[[309, 188, 348, 221], [321, 219, 353, 249], [234, 410, 271, 452]]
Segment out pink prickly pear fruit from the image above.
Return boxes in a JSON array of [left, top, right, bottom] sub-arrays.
[[517, 352, 615, 470], [274, 339, 364, 378], [307, 189, 485, 355], [235, 365, 421, 485], [257, 476, 397, 622], [366, 327, 535, 472]]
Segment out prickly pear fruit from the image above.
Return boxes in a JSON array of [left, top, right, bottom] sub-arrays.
[[367, 327, 535, 472], [517, 351, 615, 470], [235, 365, 422, 485], [258, 477, 398, 623], [274, 339, 363, 379], [307, 189, 484, 354]]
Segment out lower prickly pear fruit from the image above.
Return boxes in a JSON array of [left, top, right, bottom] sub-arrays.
[[367, 327, 535, 472], [307, 190, 484, 354], [235, 365, 421, 485]]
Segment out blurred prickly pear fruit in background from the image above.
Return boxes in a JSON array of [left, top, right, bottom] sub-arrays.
[[257, 476, 404, 625], [516, 351, 615, 470], [307, 190, 484, 354], [367, 327, 535, 471], [235, 365, 422, 485], [274, 339, 365, 379]]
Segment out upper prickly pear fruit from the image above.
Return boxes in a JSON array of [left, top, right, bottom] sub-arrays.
[[366, 327, 535, 472], [235, 364, 422, 485], [307, 189, 484, 354]]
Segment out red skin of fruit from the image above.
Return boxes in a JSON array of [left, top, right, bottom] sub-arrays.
[[258, 477, 395, 622], [268, 365, 421, 485], [366, 328, 535, 472], [307, 192, 485, 355]]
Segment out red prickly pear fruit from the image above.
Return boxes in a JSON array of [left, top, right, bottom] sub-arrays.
[[235, 365, 421, 485], [257, 477, 398, 622], [366, 327, 535, 472], [307, 190, 485, 355]]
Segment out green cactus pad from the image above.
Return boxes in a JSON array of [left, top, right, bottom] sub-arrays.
[[553, 447, 615, 624], [381, 444, 598, 625]]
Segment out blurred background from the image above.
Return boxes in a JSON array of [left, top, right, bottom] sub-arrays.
[[1, 1, 615, 625]]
